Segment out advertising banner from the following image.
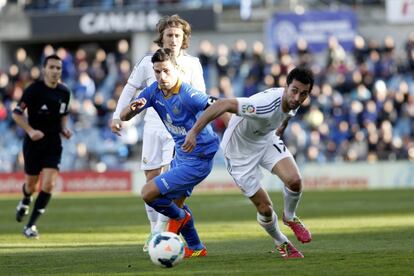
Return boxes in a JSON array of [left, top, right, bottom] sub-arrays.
[[2, 161, 413, 194], [0, 171, 132, 193], [0, 172, 25, 193], [386, 0, 414, 23], [267, 10, 357, 53], [30, 8, 216, 38], [300, 161, 414, 190]]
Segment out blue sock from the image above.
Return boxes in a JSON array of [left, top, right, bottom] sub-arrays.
[[181, 205, 204, 250], [147, 198, 185, 220]]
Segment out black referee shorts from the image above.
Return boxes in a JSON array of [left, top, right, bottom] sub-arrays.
[[23, 137, 63, 175]]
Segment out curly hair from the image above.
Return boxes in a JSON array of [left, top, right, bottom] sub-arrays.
[[153, 14, 192, 50], [287, 67, 314, 92]]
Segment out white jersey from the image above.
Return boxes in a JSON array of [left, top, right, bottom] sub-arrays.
[[221, 87, 297, 156], [112, 52, 205, 129]]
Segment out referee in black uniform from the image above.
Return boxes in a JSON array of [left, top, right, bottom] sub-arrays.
[[12, 54, 72, 239]]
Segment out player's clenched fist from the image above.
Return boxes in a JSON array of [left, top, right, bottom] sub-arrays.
[[121, 98, 147, 121], [28, 129, 45, 141], [129, 98, 147, 111]]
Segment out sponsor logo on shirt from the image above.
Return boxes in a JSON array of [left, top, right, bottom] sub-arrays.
[[164, 121, 187, 135], [41, 104, 48, 111], [166, 113, 173, 123], [163, 113, 187, 135], [241, 104, 256, 114]]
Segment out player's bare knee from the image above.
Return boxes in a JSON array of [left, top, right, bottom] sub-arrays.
[[256, 202, 273, 217], [141, 186, 155, 203], [25, 177, 39, 192], [286, 175, 302, 192], [141, 188, 151, 203], [141, 180, 161, 203], [27, 187, 35, 194], [42, 182, 55, 193], [26, 183, 37, 194]]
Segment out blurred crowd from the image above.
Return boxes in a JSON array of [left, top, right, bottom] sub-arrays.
[[19, 0, 248, 12], [1, 32, 414, 172], [17, 0, 383, 12], [200, 34, 414, 164]]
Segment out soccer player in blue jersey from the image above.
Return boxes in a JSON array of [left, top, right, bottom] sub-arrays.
[[111, 15, 206, 252], [120, 48, 219, 258]]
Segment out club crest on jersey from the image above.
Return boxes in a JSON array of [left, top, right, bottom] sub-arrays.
[[242, 104, 256, 114], [172, 105, 180, 115]]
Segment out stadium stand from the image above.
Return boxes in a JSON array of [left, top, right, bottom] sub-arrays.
[[1, 0, 413, 173]]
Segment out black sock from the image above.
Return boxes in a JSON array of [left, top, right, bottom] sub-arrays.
[[22, 183, 32, 205], [27, 191, 51, 227]]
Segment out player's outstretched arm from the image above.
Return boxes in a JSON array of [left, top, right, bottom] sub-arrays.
[[111, 83, 138, 136], [120, 98, 147, 121], [182, 98, 238, 153]]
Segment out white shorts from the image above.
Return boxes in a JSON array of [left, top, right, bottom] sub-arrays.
[[223, 135, 292, 197], [140, 126, 174, 171]]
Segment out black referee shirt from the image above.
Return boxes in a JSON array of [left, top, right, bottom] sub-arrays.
[[14, 80, 71, 136]]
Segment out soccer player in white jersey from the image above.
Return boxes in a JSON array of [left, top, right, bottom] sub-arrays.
[[182, 67, 314, 259], [110, 15, 206, 252]]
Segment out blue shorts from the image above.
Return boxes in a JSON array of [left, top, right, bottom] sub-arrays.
[[154, 155, 214, 200]]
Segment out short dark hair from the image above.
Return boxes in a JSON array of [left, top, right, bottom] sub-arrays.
[[153, 14, 192, 50], [43, 54, 61, 67], [286, 67, 314, 92], [151, 48, 177, 66]]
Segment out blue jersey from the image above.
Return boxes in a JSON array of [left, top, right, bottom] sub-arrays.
[[135, 80, 219, 159]]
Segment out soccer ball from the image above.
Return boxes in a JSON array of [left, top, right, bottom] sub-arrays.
[[148, 232, 185, 268]]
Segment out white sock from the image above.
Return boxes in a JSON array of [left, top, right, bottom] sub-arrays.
[[153, 213, 169, 234], [283, 186, 302, 220], [257, 211, 288, 246], [144, 203, 158, 232]]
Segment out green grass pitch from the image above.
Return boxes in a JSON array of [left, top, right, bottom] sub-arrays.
[[1, 189, 413, 275]]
